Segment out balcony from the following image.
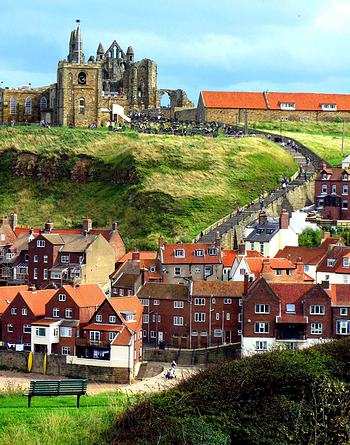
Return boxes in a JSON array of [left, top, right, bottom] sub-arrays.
[[75, 338, 110, 348]]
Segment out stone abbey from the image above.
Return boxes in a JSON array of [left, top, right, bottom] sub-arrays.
[[0, 25, 192, 127]]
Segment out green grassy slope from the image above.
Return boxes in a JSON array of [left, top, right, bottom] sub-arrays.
[[251, 120, 350, 165], [113, 340, 350, 445], [0, 390, 132, 445], [0, 126, 297, 249]]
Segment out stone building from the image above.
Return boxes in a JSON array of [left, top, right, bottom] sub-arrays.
[[0, 24, 180, 127]]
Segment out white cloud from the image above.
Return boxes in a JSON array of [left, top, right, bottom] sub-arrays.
[[315, 0, 350, 32]]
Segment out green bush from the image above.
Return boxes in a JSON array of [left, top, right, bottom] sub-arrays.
[[299, 227, 323, 247]]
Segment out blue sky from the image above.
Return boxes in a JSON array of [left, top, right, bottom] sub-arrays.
[[1, 0, 350, 103]]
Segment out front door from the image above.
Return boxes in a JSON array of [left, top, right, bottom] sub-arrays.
[[158, 331, 163, 343], [225, 330, 231, 344]]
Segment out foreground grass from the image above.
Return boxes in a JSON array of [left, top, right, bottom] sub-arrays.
[[0, 127, 296, 249], [0, 390, 132, 445], [113, 339, 350, 445], [251, 120, 350, 165]]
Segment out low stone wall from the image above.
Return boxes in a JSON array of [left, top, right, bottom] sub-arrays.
[[174, 108, 198, 122], [0, 350, 131, 383], [143, 343, 240, 366]]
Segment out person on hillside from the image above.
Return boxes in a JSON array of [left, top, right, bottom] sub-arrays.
[[171, 360, 177, 369]]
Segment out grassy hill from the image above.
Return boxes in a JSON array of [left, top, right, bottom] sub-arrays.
[[113, 340, 350, 445], [0, 126, 296, 249], [251, 120, 350, 166]]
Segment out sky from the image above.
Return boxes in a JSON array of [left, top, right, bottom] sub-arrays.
[[1, 0, 350, 103]]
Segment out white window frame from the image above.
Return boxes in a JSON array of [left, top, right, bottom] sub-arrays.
[[23, 325, 31, 334], [62, 346, 71, 356], [174, 300, 184, 309], [37, 240, 45, 248], [173, 316, 184, 326], [140, 298, 149, 306], [310, 323, 322, 334], [60, 327, 72, 337], [142, 314, 149, 324], [194, 312, 205, 322], [10, 307, 17, 315], [340, 308, 348, 316], [174, 266, 181, 276], [174, 249, 185, 258], [254, 304, 270, 314], [224, 298, 232, 304], [43, 268, 48, 280], [52, 307, 60, 317], [58, 293, 66, 302], [310, 305, 325, 315], [34, 255, 38, 263], [286, 304, 296, 313], [153, 299, 160, 306], [254, 322, 269, 334], [109, 332, 117, 342], [21, 307, 27, 316], [65, 308, 73, 319], [255, 341, 268, 351], [7, 323, 14, 332], [95, 314, 102, 323], [109, 315, 116, 324], [61, 255, 70, 264], [194, 298, 205, 306]]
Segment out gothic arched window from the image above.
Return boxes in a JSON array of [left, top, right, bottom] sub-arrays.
[[10, 97, 16, 114], [79, 97, 85, 114], [25, 97, 32, 115], [40, 96, 47, 111]]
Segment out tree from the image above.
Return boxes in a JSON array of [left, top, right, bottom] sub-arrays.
[[299, 227, 323, 247]]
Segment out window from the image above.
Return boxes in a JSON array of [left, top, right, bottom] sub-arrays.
[[127, 290, 132, 296], [213, 329, 222, 337], [174, 249, 185, 258], [224, 298, 232, 304], [226, 313, 230, 321], [23, 325, 31, 334], [35, 327, 46, 336], [149, 266, 156, 273], [254, 322, 269, 333], [61, 255, 70, 263], [204, 266, 212, 277], [25, 97, 32, 115], [239, 268, 245, 275], [332, 184, 337, 194], [79, 97, 85, 114], [215, 313, 220, 321], [194, 267, 201, 273], [194, 313, 205, 322], [340, 308, 348, 316], [173, 316, 184, 326], [62, 346, 71, 356], [342, 201, 348, 209], [275, 269, 282, 276], [150, 331, 156, 338], [43, 255, 48, 263], [174, 267, 181, 276], [286, 304, 296, 313], [21, 307, 27, 316], [194, 298, 205, 305], [51, 271, 61, 279], [200, 330, 207, 336], [321, 103, 337, 111], [153, 299, 160, 306], [327, 258, 336, 267], [260, 243, 264, 255], [37, 240, 45, 247], [10, 96, 16, 114], [96, 314, 102, 323], [255, 304, 269, 314], [211, 297, 216, 304], [109, 315, 116, 323], [7, 324, 13, 332], [142, 314, 149, 324], [280, 102, 295, 110], [310, 305, 325, 315], [343, 258, 350, 268], [58, 293, 66, 302], [43, 269, 48, 280], [208, 248, 216, 256], [336, 320, 350, 334], [53, 308, 60, 317], [174, 300, 184, 309], [109, 332, 117, 342], [343, 185, 348, 195], [344, 174, 349, 181], [311, 323, 323, 334], [140, 299, 149, 306], [322, 184, 327, 194], [238, 312, 242, 322], [239, 298, 243, 306], [10, 307, 17, 315], [65, 308, 73, 319], [304, 265, 310, 272], [255, 341, 268, 351], [40, 96, 47, 111], [143, 330, 147, 338], [250, 242, 255, 250], [89, 331, 100, 341], [194, 249, 204, 257], [34, 255, 38, 263], [60, 327, 72, 337], [78, 72, 86, 84]]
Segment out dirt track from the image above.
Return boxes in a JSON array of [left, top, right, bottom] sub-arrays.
[[0, 364, 200, 395]]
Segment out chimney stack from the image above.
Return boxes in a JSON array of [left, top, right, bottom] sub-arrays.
[[82, 216, 92, 233], [45, 220, 54, 233], [321, 161, 327, 171], [259, 210, 268, 225], [279, 209, 289, 230], [132, 250, 140, 261], [238, 240, 246, 256], [261, 257, 272, 275], [8, 212, 17, 231], [243, 272, 249, 295], [215, 231, 221, 248], [111, 222, 118, 232], [296, 256, 304, 276], [158, 235, 164, 249]]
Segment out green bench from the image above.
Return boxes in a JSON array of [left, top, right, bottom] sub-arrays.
[[26, 379, 88, 408]]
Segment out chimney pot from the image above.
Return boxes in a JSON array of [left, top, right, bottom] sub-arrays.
[[112, 222, 118, 232], [82, 216, 92, 233], [259, 210, 268, 225], [279, 209, 289, 230], [238, 240, 246, 256]]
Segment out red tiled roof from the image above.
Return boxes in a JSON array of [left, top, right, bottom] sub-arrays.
[[269, 283, 315, 306], [20, 289, 57, 316], [317, 246, 350, 273], [325, 284, 350, 306], [202, 91, 266, 109], [118, 251, 157, 264], [162, 243, 220, 264], [275, 246, 327, 265], [192, 281, 244, 297], [61, 284, 106, 308], [246, 257, 296, 277], [108, 296, 143, 331], [221, 249, 262, 268], [84, 323, 124, 332], [32, 318, 60, 326], [111, 326, 132, 346], [0, 285, 29, 313]]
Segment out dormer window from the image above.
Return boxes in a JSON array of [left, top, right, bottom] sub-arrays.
[[322, 173, 327, 180], [321, 103, 337, 111], [286, 304, 296, 313], [343, 174, 348, 181], [327, 258, 336, 267], [194, 249, 204, 257], [174, 249, 185, 258], [343, 257, 349, 268], [208, 248, 216, 256], [280, 102, 295, 110]]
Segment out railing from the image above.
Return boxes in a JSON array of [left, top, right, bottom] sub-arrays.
[[76, 338, 110, 348]]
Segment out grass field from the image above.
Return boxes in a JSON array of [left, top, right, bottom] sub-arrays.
[[0, 126, 297, 249], [0, 390, 132, 445], [251, 120, 350, 165]]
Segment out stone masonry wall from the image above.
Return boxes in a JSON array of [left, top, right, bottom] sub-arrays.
[[0, 350, 130, 383]]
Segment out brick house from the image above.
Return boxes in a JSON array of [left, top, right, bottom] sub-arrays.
[[315, 158, 350, 220], [159, 239, 222, 284], [222, 243, 262, 280], [244, 210, 298, 258], [31, 284, 106, 355], [316, 246, 350, 284], [79, 296, 143, 380], [325, 284, 350, 337], [241, 278, 332, 356], [2, 289, 56, 351], [137, 281, 244, 348]]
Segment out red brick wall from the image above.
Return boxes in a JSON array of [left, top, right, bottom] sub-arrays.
[[315, 178, 350, 220], [2, 294, 35, 345], [28, 235, 59, 287], [45, 290, 80, 321], [303, 288, 332, 339]]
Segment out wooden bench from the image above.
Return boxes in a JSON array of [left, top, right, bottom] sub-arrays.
[[26, 379, 88, 408]]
